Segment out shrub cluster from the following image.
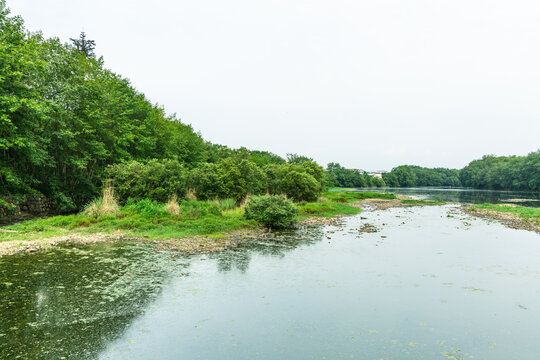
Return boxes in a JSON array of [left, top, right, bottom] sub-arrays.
[[244, 195, 298, 228], [106, 157, 325, 204]]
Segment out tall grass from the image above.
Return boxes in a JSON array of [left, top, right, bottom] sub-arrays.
[[186, 189, 197, 201], [82, 182, 120, 218], [165, 195, 180, 215]]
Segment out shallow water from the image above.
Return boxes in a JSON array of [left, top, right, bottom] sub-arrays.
[[2, 204, 540, 359]]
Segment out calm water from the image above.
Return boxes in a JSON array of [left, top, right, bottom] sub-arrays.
[[357, 187, 540, 207], [1, 191, 540, 359]]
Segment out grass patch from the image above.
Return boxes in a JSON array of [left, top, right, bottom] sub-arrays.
[[1, 192, 400, 243], [0, 199, 255, 242], [400, 199, 445, 205], [472, 204, 540, 223], [324, 191, 397, 203], [297, 200, 361, 218], [327, 187, 359, 192]]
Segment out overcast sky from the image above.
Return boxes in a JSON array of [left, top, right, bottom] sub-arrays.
[[9, 0, 540, 170]]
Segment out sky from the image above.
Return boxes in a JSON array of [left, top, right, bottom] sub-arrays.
[[8, 0, 540, 171]]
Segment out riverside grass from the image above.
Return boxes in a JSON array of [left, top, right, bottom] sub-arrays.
[[0, 192, 396, 243], [471, 204, 540, 223]]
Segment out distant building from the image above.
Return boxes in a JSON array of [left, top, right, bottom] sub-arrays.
[[355, 169, 366, 174], [368, 171, 387, 179]]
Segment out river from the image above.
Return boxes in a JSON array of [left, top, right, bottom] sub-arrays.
[[1, 189, 539, 359]]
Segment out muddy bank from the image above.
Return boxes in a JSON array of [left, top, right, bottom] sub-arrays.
[[152, 229, 267, 255], [0, 198, 445, 257], [463, 206, 540, 233], [0, 229, 272, 257], [0, 233, 127, 257]]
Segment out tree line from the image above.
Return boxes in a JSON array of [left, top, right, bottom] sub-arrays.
[[381, 151, 540, 192], [0, 2, 367, 213], [382, 166, 461, 188], [459, 152, 540, 191]]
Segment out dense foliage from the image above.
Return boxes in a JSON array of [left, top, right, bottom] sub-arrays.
[[0, 2, 208, 210], [106, 160, 189, 203], [460, 151, 540, 191], [382, 166, 461, 187], [326, 163, 384, 188], [244, 195, 298, 228], [0, 3, 326, 213]]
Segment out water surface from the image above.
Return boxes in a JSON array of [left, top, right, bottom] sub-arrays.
[[357, 187, 540, 207], [1, 199, 540, 359]]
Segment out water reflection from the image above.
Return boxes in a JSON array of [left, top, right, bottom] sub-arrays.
[[211, 226, 326, 273], [0, 227, 326, 359], [0, 242, 189, 359]]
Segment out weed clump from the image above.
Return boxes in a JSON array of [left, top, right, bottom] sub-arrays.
[[165, 195, 180, 215]]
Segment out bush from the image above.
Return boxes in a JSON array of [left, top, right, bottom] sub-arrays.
[[244, 195, 298, 228], [280, 170, 321, 202], [265, 163, 324, 202]]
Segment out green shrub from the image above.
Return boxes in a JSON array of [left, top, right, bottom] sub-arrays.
[[217, 158, 267, 200], [244, 195, 298, 228], [107, 159, 188, 203], [280, 170, 321, 202], [189, 163, 222, 200], [265, 162, 324, 202]]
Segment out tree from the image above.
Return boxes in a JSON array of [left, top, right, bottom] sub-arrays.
[[286, 153, 313, 164], [70, 32, 95, 57]]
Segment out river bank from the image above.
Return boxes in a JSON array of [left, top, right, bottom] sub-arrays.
[[0, 192, 450, 257], [463, 204, 540, 233]]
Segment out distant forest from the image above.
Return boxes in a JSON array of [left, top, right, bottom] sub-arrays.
[[379, 151, 540, 191]]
